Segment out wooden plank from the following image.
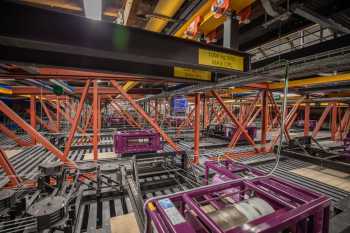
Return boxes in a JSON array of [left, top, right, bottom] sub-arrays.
[[291, 166, 350, 192], [4, 149, 23, 158], [84, 152, 116, 160], [110, 213, 140, 233]]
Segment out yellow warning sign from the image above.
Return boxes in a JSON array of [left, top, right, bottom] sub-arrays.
[[198, 49, 244, 71], [174, 67, 212, 81]]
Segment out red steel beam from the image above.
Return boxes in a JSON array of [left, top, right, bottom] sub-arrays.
[[268, 98, 304, 151], [56, 97, 60, 132], [193, 93, 201, 165], [63, 80, 91, 158], [110, 80, 180, 152], [211, 91, 259, 152], [0, 100, 71, 164], [78, 110, 92, 145], [228, 92, 261, 148], [0, 123, 31, 147], [109, 97, 142, 128], [203, 96, 209, 128], [93, 80, 99, 160], [155, 99, 158, 123], [336, 108, 350, 139], [34, 113, 59, 133], [266, 90, 293, 140], [110, 102, 137, 127], [304, 102, 310, 137], [40, 99, 56, 129], [30, 95, 36, 144], [331, 103, 337, 140], [52, 102, 84, 133], [261, 90, 268, 151], [0, 148, 22, 187], [175, 108, 195, 137], [312, 105, 332, 138]]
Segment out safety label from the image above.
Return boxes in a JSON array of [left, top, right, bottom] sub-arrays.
[[174, 67, 212, 81], [198, 48, 244, 71], [159, 198, 186, 225]]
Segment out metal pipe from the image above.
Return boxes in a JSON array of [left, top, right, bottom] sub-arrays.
[[193, 93, 200, 164]]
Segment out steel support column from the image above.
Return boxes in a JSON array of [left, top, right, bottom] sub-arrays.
[[194, 93, 201, 165], [93, 81, 99, 160], [304, 101, 310, 136], [261, 90, 268, 151], [63, 81, 91, 158], [110, 80, 180, 152]]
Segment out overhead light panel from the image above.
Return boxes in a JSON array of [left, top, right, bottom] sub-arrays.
[[84, 0, 102, 20]]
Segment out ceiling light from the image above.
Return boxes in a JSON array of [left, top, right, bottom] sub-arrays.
[[84, 0, 102, 20]]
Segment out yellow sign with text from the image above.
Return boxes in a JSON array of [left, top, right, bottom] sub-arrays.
[[198, 49, 244, 71], [174, 67, 212, 81]]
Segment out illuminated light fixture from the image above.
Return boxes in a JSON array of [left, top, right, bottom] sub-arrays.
[[83, 0, 102, 20]]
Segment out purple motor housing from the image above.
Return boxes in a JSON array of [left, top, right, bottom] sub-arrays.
[[145, 160, 330, 233], [223, 124, 257, 141], [114, 130, 162, 155], [295, 120, 317, 130]]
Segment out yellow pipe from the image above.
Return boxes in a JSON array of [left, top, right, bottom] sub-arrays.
[[174, 0, 255, 38], [269, 73, 350, 89], [122, 81, 139, 92], [145, 0, 186, 32], [174, 1, 212, 38]]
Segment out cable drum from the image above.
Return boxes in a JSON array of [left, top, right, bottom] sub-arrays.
[[207, 197, 274, 231], [0, 189, 16, 210], [27, 196, 67, 231]]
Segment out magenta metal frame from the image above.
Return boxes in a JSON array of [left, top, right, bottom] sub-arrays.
[[114, 130, 162, 155], [145, 160, 330, 233]]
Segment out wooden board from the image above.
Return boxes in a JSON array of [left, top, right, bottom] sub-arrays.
[[110, 213, 140, 233], [4, 149, 23, 158], [291, 166, 350, 192], [84, 152, 116, 160]]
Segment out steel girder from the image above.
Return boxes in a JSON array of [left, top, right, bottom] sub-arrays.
[[0, 1, 249, 83]]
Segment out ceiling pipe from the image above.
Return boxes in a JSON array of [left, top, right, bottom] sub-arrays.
[[145, 0, 185, 32]]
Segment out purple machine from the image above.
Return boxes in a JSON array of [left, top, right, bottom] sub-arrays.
[[295, 120, 317, 130], [223, 124, 257, 140], [108, 116, 127, 126], [114, 130, 163, 155], [145, 160, 330, 233]]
